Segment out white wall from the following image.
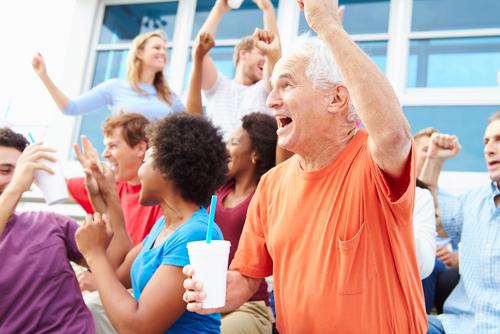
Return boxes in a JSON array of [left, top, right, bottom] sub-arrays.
[[0, 0, 97, 162]]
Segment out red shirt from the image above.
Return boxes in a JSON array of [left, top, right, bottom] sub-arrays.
[[67, 177, 162, 245], [214, 181, 269, 304]]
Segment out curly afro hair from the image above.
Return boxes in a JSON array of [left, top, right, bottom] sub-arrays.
[[147, 113, 228, 207], [0, 127, 29, 152], [241, 112, 277, 180]]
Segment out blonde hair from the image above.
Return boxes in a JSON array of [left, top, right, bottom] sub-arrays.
[[233, 36, 255, 66], [127, 30, 172, 105]]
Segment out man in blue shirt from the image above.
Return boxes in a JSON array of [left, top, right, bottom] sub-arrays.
[[420, 111, 500, 334]]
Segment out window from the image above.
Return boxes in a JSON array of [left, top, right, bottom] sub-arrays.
[[404, 105, 500, 172], [78, 1, 179, 154], [412, 0, 500, 32], [298, 0, 390, 35], [407, 37, 500, 88]]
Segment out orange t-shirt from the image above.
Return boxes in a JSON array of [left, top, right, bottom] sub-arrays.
[[231, 130, 427, 334]]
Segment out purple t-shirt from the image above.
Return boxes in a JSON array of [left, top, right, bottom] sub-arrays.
[[0, 211, 94, 334]]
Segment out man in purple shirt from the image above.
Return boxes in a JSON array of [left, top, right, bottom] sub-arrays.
[[0, 127, 95, 333]]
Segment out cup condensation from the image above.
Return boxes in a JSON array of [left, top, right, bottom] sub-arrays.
[[227, 0, 244, 9], [34, 156, 69, 205], [187, 240, 231, 308]]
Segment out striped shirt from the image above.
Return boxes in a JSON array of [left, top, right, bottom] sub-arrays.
[[437, 181, 500, 334], [203, 73, 272, 140]]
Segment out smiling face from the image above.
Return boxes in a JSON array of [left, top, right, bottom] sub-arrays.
[[138, 35, 168, 73], [0, 146, 21, 195], [226, 127, 255, 179], [240, 47, 266, 84], [102, 127, 145, 183], [484, 119, 500, 183], [266, 56, 333, 154]]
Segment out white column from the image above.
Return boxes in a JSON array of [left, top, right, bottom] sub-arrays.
[[169, 0, 196, 94], [386, 0, 413, 98], [276, 0, 300, 56]]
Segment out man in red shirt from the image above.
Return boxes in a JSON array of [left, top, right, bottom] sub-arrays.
[[68, 113, 162, 247]]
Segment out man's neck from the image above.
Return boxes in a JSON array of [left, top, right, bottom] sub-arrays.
[[298, 128, 357, 172], [233, 69, 254, 86]]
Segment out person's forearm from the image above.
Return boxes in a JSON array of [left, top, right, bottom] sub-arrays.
[[88, 193, 107, 214], [221, 271, 261, 313], [419, 158, 444, 188], [185, 56, 204, 115], [87, 253, 142, 334], [0, 187, 22, 237], [199, 3, 226, 38], [262, 5, 279, 36], [104, 193, 133, 269], [263, 49, 280, 91], [38, 72, 70, 111], [320, 26, 410, 151]]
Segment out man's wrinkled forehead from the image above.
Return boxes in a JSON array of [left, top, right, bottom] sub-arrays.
[[271, 56, 307, 86]]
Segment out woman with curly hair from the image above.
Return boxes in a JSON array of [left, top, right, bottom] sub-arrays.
[[75, 113, 228, 333], [32, 30, 184, 120], [212, 112, 277, 334]]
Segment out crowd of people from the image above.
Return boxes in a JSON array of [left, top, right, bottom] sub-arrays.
[[1, 0, 499, 333]]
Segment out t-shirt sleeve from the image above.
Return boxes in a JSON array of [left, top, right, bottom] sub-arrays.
[[63, 79, 116, 116], [365, 139, 416, 222], [56, 214, 83, 262], [413, 188, 437, 279], [160, 220, 221, 268], [203, 72, 227, 98], [170, 93, 185, 112], [67, 177, 94, 214], [230, 181, 273, 278]]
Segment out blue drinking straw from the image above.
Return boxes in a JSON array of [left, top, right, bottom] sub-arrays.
[[28, 132, 36, 144], [206, 195, 217, 243]]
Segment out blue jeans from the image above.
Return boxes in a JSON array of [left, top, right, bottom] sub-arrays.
[[427, 316, 445, 334]]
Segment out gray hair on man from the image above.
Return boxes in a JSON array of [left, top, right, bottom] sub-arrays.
[[288, 34, 358, 124]]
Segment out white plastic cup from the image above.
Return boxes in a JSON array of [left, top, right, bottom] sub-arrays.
[[34, 155, 69, 205], [227, 0, 244, 9], [187, 240, 231, 308]]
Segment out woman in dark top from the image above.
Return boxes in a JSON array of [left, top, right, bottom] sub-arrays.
[[213, 112, 277, 334]]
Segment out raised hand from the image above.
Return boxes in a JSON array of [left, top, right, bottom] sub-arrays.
[[297, 0, 344, 35], [8, 143, 56, 195], [193, 32, 215, 61], [32, 52, 48, 77], [75, 212, 114, 260], [74, 135, 103, 197], [252, 28, 280, 60], [427, 133, 462, 161]]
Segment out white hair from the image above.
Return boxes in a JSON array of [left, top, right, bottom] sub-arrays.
[[287, 34, 358, 123]]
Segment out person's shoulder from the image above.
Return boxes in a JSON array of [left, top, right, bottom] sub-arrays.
[[260, 155, 298, 185], [178, 209, 223, 241], [16, 211, 77, 229]]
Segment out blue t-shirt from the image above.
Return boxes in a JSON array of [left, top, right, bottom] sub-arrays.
[[130, 209, 223, 334], [64, 79, 184, 120]]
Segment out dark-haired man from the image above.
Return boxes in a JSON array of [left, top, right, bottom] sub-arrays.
[[0, 127, 129, 333]]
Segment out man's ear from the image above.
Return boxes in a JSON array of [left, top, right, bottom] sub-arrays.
[[326, 84, 350, 114], [135, 141, 148, 158]]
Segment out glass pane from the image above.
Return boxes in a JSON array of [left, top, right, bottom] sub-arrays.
[[191, 0, 279, 40], [358, 41, 387, 73], [412, 0, 500, 32], [183, 46, 235, 92], [298, 0, 390, 35], [404, 105, 500, 172], [407, 37, 500, 88], [99, 2, 178, 44]]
